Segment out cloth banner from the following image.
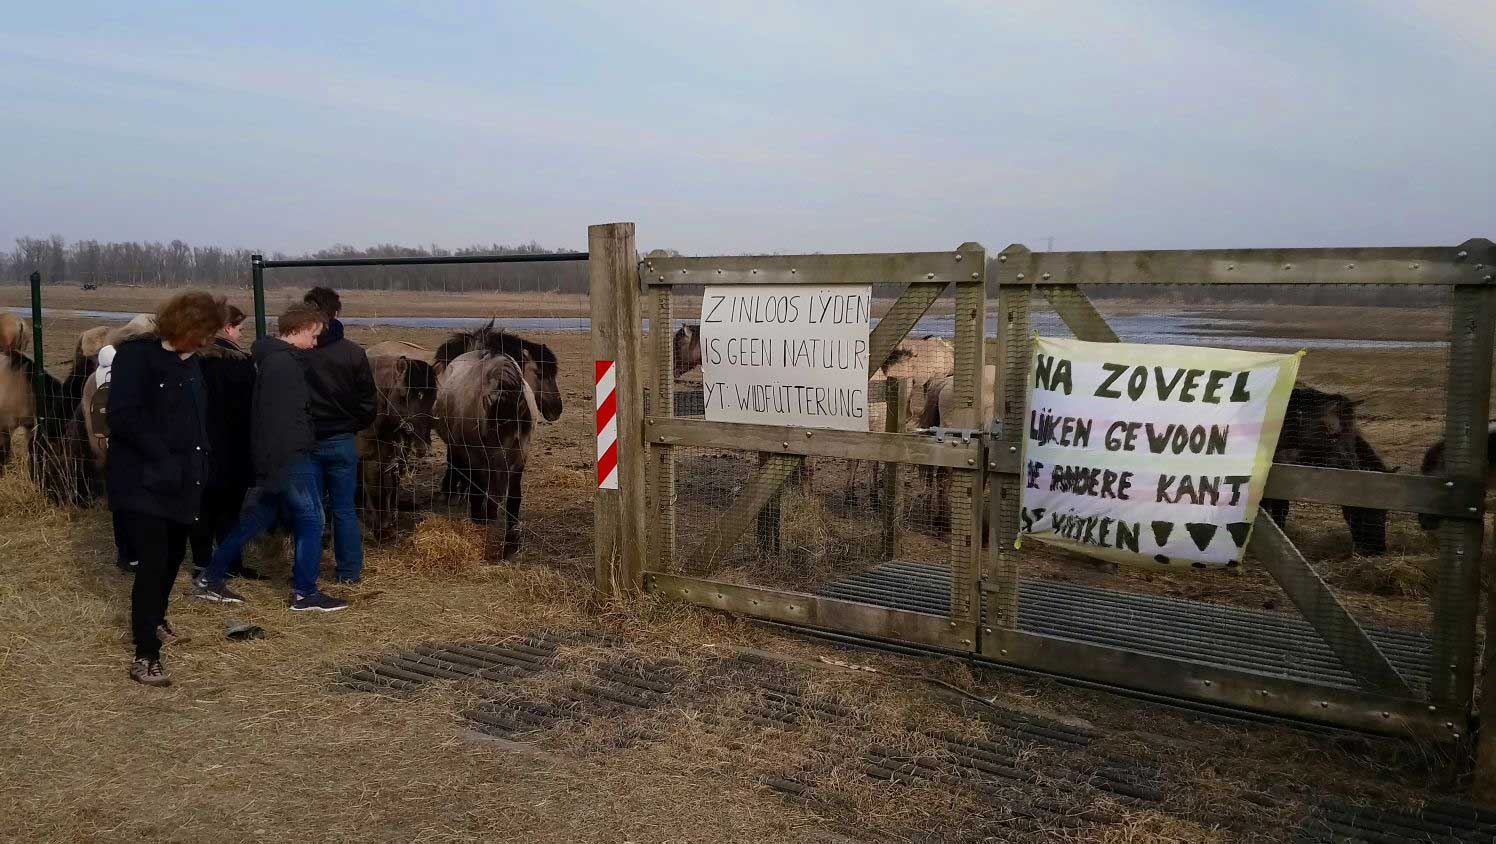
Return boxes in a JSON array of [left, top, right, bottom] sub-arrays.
[[1018, 336, 1301, 569]]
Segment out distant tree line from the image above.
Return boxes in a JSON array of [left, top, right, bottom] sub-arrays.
[[1, 236, 589, 294]]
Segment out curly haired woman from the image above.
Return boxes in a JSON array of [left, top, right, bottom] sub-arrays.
[[107, 291, 224, 686]]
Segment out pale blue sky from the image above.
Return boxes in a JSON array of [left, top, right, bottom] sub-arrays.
[[2, 1, 1492, 255]]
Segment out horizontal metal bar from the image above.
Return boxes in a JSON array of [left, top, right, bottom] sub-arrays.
[[641, 248, 984, 286], [644, 572, 975, 651], [987, 457, 1481, 517], [980, 627, 1458, 739], [993, 239, 1495, 286], [260, 252, 588, 269], [646, 416, 981, 468]]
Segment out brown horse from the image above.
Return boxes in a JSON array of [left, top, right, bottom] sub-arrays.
[[358, 346, 439, 537], [433, 328, 562, 558], [672, 323, 702, 378], [0, 350, 86, 500], [0, 313, 30, 354]]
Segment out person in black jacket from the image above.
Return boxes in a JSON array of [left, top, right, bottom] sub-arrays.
[[302, 287, 376, 583], [107, 291, 225, 687], [189, 304, 260, 580], [193, 303, 349, 613]]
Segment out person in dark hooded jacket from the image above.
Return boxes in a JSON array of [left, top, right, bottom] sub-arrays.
[[192, 302, 349, 613], [302, 286, 375, 584], [188, 304, 259, 580], [107, 291, 224, 687]]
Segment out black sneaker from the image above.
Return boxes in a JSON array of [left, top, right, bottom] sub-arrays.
[[335, 576, 362, 585], [290, 592, 349, 613], [192, 576, 246, 604], [116, 559, 139, 575]]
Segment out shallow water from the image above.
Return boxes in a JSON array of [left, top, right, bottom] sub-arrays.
[[6, 306, 1444, 350]]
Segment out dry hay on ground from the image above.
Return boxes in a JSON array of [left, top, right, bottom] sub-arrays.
[[0, 438, 1488, 841]]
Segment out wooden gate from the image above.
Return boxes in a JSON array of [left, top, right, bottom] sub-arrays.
[[592, 231, 992, 654], [977, 241, 1494, 739], [591, 222, 1495, 741]]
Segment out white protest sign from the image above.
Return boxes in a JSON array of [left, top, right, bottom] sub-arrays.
[[1018, 336, 1301, 569], [699, 285, 872, 432]]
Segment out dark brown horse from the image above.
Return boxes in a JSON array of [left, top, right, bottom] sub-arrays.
[[1417, 422, 1496, 533], [433, 325, 562, 558], [358, 346, 439, 538], [1263, 386, 1393, 556]]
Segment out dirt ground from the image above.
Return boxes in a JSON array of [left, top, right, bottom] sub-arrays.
[[2, 289, 1491, 840], [0, 460, 1483, 843]]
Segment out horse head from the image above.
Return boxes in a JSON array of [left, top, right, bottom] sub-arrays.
[[672, 324, 701, 378], [375, 355, 439, 447], [519, 341, 562, 422]]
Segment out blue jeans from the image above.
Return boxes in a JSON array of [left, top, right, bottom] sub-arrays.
[[204, 457, 325, 596], [311, 433, 363, 581]]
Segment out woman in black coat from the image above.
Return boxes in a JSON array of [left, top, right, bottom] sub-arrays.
[[107, 291, 225, 687], [189, 304, 258, 579]]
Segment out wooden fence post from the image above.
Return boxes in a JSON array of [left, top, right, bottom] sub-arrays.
[[591, 222, 647, 598], [880, 377, 909, 560]]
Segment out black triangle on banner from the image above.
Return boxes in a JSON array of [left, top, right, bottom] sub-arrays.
[[1151, 521, 1173, 547], [1186, 523, 1218, 552], [1227, 522, 1252, 548]]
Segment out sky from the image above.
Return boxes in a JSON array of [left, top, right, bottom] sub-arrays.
[[1, 1, 1493, 256]]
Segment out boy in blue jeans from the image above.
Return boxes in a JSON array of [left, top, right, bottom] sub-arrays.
[[301, 287, 376, 584], [193, 302, 348, 612]]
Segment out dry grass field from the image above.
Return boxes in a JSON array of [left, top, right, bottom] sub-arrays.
[[1, 288, 1492, 840]]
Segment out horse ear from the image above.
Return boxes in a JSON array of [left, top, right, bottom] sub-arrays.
[[394, 356, 410, 376]]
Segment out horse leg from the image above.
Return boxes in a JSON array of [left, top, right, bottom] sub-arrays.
[[1262, 498, 1290, 529], [501, 467, 523, 559], [468, 459, 491, 524], [1343, 506, 1388, 556], [383, 461, 402, 538], [842, 459, 860, 506], [0, 428, 10, 475]]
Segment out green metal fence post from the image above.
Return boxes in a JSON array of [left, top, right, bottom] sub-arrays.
[[251, 253, 267, 339], [28, 270, 44, 422]]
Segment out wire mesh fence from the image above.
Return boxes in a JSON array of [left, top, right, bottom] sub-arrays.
[[656, 288, 977, 623], [3, 261, 596, 576]]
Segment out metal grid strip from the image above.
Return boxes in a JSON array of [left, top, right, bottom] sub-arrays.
[[649, 286, 677, 573], [1431, 285, 1495, 705], [986, 285, 1031, 629], [947, 278, 985, 623]]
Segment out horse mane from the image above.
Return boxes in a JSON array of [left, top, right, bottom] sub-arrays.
[[436, 320, 556, 375], [477, 329, 556, 376], [434, 319, 493, 369]]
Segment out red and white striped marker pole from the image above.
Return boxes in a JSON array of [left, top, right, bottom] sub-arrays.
[[595, 359, 619, 490]]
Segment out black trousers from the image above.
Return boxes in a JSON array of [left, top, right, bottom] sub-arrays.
[[112, 513, 137, 566], [190, 484, 248, 571], [119, 513, 189, 660]]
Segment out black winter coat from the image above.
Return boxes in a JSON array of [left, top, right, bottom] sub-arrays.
[[304, 319, 376, 439], [250, 336, 316, 491], [106, 338, 210, 525], [198, 336, 255, 492]]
